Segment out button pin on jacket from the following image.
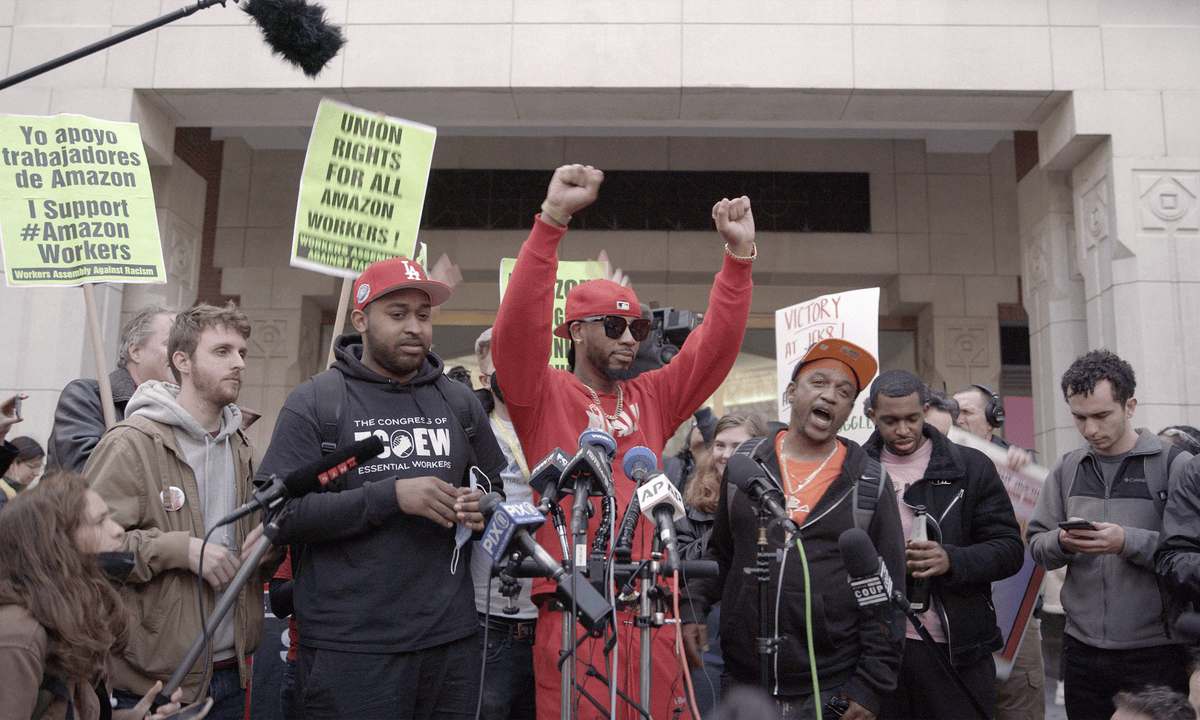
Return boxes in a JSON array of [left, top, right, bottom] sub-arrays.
[[160, 486, 185, 512]]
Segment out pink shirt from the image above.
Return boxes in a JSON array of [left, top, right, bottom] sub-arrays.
[[881, 439, 947, 643]]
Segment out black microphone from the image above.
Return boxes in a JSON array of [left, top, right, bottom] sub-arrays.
[[529, 448, 570, 515], [219, 436, 385, 526], [614, 447, 657, 560], [240, 0, 346, 77], [838, 528, 904, 611], [560, 429, 617, 498], [726, 454, 799, 534], [478, 494, 611, 632]]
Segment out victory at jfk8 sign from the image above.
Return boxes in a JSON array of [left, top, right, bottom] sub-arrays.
[[0, 113, 165, 287]]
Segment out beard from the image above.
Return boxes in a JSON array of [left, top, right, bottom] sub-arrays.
[[192, 365, 241, 407], [586, 344, 634, 382], [364, 327, 428, 379]]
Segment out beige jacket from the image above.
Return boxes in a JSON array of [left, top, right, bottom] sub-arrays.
[[84, 413, 267, 699], [0, 604, 102, 720]]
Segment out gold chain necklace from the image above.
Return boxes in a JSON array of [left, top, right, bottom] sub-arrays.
[[779, 433, 838, 506], [587, 383, 623, 422]]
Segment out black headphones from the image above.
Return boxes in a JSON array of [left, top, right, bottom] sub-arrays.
[[972, 384, 1005, 429]]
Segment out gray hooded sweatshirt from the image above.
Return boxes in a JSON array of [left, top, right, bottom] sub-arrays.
[[127, 380, 244, 658]]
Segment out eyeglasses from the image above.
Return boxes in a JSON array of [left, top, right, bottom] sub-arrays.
[[576, 315, 652, 341]]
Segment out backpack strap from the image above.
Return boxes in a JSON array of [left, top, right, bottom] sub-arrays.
[[309, 369, 349, 456], [434, 374, 476, 443], [853, 457, 887, 532]]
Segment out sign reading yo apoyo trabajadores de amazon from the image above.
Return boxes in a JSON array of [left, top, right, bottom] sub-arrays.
[[0, 114, 165, 287], [291, 99, 437, 277]]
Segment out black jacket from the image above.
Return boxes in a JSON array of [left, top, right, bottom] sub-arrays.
[[682, 430, 905, 714], [676, 506, 715, 562], [263, 335, 505, 654], [47, 368, 137, 472], [863, 423, 1024, 666]]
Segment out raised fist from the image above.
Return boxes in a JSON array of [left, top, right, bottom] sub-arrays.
[[712, 196, 755, 250], [546, 164, 604, 216]]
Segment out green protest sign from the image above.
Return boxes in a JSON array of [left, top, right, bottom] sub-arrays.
[[0, 114, 164, 287], [500, 258, 607, 370], [292, 98, 437, 278]]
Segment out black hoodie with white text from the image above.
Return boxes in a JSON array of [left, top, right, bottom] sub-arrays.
[[262, 334, 505, 653]]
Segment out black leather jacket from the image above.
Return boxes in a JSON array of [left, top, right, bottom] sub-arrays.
[[47, 368, 137, 472]]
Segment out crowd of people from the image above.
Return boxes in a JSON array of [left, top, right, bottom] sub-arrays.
[[4, 164, 1200, 720]]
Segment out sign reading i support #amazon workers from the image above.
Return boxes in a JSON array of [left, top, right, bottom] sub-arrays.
[[291, 98, 437, 279], [0, 113, 165, 287]]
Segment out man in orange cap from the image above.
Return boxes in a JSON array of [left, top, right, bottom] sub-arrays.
[[492, 164, 756, 720], [682, 339, 905, 720]]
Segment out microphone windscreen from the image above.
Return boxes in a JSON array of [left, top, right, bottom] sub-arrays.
[[838, 528, 880, 578], [725, 454, 761, 494], [241, 0, 345, 77], [579, 428, 617, 457], [282, 436, 383, 497], [622, 446, 657, 480], [477, 491, 505, 518]]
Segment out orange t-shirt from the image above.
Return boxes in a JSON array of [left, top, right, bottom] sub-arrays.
[[776, 432, 846, 526]]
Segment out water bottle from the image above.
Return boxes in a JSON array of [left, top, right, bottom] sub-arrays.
[[908, 506, 931, 613]]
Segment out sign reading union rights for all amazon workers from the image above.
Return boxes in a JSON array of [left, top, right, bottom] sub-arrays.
[[292, 99, 437, 278], [0, 114, 164, 287]]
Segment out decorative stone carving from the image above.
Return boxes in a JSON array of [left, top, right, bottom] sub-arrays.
[[1079, 177, 1110, 251], [1025, 228, 1049, 292], [944, 323, 991, 370], [248, 319, 289, 359], [163, 216, 198, 296], [1135, 171, 1199, 233]]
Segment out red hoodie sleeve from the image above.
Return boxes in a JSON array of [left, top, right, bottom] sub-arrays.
[[637, 254, 754, 432], [491, 215, 566, 414]]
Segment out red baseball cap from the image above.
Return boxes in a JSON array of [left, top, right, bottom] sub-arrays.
[[353, 257, 451, 310], [552, 280, 641, 339]]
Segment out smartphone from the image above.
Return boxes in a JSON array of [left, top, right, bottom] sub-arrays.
[[12, 395, 20, 419], [1059, 519, 1097, 532]]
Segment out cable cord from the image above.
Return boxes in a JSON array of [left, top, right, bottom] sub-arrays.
[[672, 568, 702, 720], [192, 523, 223, 705], [775, 535, 822, 720]]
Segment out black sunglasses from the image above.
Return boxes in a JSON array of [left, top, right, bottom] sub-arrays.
[[577, 315, 651, 341]]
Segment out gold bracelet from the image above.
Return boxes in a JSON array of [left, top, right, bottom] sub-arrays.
[[540, 200, 572, 226], [724, 242, 757, 261]]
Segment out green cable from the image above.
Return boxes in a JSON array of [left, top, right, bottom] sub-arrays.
[[795, 535, 822, 720]]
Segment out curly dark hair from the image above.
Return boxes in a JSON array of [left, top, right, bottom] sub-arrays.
[[1112, 686, 1194, 720], [1060, 349, 1136, 405], [0, 471, 127, 684], [863, 369, 926, 414]]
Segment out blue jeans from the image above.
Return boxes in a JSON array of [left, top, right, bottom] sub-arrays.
[[479, 628, 537, 719], [114, 664, 245, 720]]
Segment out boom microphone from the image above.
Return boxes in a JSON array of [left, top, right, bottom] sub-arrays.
[[726, 454, 799, 534], [241, 0, 346, 77], [218, 436, 385, 525]]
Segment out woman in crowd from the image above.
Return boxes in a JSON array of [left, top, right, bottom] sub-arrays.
[[677, 412, 769, 560], [1, 436, 44, 510], [0, 471, 181, 720]]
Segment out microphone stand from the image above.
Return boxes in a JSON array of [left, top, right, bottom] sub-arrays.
[[750, 507, 778, 691], [1, 0, 232, 90], [892, 593, 989, 720]]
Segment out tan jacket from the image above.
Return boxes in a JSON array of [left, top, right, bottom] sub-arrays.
[[83, 414, 266, 699], [0, 604, 102, 720]]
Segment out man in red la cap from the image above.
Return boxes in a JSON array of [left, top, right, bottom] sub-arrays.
[[682, 339, 905, 720], [492, 164, 756, 720], [258, 256, 507, 718]]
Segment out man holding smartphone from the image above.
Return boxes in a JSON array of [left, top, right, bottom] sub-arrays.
[[1027, 350, 1192, 720]]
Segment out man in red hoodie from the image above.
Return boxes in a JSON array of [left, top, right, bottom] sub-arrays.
[[492, 164, 755, 719]]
